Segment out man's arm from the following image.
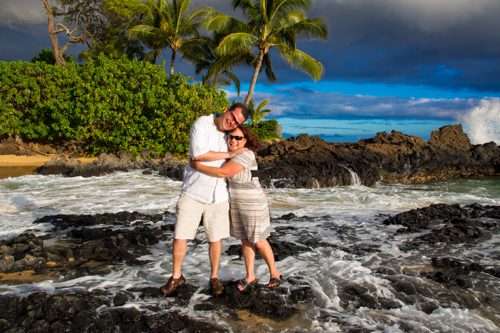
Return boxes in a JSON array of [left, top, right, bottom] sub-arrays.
[[193, 149, 246, 162]]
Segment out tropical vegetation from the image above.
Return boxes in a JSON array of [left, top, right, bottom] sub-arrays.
[[205, 0, 328, 105], [1, 0, 328, 154], [128, 0, 209, 74], [0, 56, 227, 156]]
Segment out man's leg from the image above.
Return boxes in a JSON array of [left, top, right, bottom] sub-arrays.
[[208, 240, 222, 279], [160, 238, 188, 295], [204, 200, 230, 296], [204, 200, 230, 280], [160, 195, 201, 295], [172, 238, 187, 279]]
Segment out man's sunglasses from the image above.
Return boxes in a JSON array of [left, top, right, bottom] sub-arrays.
[[228, 135, 245, 141], [228, 111, 242, 125]]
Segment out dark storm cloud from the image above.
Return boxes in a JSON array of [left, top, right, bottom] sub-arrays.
[[2, 0, 499, 92], [197, 0, 500, 92], [308, 0, 500, 92]]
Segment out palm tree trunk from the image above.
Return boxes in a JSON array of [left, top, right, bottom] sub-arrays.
[[170, 50, 176, 75], [244, 49, 265, 106]]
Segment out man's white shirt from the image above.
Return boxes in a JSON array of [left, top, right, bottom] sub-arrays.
[[181, 114, 229, 204]]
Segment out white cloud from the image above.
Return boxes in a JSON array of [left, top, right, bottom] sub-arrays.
[[0, 0, 45, 27], [260, 85, 479, 120]]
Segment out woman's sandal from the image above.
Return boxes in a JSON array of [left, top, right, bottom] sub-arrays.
[[268, 275, 282, 289], [237, 278, 258, 293]]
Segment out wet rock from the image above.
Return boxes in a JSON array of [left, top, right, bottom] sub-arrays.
[[205, 279, 309, 321], [0, 280, 312, 332], [420, 257, 494, 290], [35, 152, 186, 179], [378, 203, 500, 315], [256, 126, 499, 188], [0, 212, 170, 279], [428, 124, 472, 151], [383, 203, 465, 231], [341, 283, 401, 310], [384, 204, 500, 252], [113, 291, 133, 306], [33, 211, 165, 230]]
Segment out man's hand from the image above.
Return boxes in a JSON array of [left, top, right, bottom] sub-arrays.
[[190, 159, 201, 169], [228, 148, 248, 158]]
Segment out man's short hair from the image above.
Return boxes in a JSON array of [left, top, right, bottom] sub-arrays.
[[228, 102, 250, 121]]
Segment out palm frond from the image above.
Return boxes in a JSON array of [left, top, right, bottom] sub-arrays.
[[206, 55, 244, 77], [291, 18, 328, 40], [256, 98, 271, 113], [176, 0, 191, 16], [226, 70, 241, 95], [204, 12, 248, 35], [269, 0, 311, 23], [233, 0, 256, 14], [216, 33, 256, 56], [262, 53, 277, 82], [278, 46, 324, 80], [128, 24, 156, 39], [274, 10, 306, 28]]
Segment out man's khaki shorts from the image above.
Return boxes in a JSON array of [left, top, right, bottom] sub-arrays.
[[174, 194, 230, 242]]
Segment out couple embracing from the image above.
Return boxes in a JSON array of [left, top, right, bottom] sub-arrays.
[[160, 102, 281, 296]]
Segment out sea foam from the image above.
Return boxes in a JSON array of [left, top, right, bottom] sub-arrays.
[[461, 98, 500, 144]]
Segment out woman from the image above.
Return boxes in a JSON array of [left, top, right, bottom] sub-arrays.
[[192, 125, 282, 292]]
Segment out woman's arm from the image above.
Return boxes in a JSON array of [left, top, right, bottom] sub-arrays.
[[192, 160, 244, 178]]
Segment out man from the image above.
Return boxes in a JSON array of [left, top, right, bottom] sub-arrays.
[[160, 102, 249, 296]]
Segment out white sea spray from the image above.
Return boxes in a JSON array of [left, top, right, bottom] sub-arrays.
[[461, 98, 500, 144]]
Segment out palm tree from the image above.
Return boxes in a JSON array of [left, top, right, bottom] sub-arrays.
[[205, 0, 328, 105], [181, 34, 243, 94], [247, 98, 272, 125], [182, 33, 277, 96], [129, 0, 208, 74]]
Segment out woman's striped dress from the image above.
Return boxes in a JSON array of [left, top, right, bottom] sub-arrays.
[[228, 150, 270, 243]]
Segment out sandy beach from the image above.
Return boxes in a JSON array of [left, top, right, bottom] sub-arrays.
[[0, 155, 96, 179]]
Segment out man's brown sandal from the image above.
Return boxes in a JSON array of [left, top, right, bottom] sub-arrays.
[[209, 278, 225, 296], [160, 275, 186, 296]]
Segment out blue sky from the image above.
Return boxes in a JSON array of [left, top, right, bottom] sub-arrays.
[[1, 0, 499, 143]]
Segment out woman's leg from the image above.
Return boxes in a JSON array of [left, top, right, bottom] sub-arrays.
[[254, 239, 281, 284], [239, 239, 257, 288]]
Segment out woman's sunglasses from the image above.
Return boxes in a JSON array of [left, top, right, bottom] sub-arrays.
[[228, 135, 245, 141]]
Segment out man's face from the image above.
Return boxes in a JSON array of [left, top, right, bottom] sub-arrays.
[[220, 107, 246, 131]]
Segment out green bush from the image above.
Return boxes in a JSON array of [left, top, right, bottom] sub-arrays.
[[0, 55, 228, 156], [249, 119, 281, 141]]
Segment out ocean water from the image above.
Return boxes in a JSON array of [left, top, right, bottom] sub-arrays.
[[0, 171, 499, 332]]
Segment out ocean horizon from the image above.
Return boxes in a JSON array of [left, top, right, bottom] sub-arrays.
[[277, 117, 455, 143], [274, 100, 500, 144]]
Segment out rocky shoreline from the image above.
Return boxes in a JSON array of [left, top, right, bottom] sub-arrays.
[[2, 124, 497, 187], [1, 203, 499, 332]]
